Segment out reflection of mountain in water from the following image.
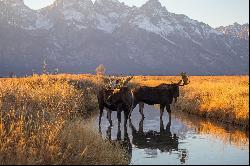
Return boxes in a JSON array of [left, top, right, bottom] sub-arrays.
[[129, 118, 188, 164]]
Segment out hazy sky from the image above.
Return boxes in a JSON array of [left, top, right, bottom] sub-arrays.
[[23, 0, 249, 28]]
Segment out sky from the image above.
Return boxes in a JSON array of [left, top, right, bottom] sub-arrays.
[[23, 0, 249, 28]]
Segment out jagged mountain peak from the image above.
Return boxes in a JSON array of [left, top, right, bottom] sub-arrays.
[[143, 0, 162, 7], [1, 0, 31, 10], [140, 0, 167, 11], [0, 0, 248, 76], [1, 0, 24, 4], [94, 0, 128, 10], [53, 0, 94, 9], [94, 0, 120, 5], [233, 22, 242, 26], [216, 23, 249, 40], [138, 0, 168, 18]]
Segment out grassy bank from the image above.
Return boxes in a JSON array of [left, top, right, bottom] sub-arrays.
[[0, 74, 128, 165], [1, 74, 248, 164], [132, 76, 249, 129]]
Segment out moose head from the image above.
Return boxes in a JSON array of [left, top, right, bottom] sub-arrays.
[[179, 72, 190, 86], [104, 76, 134, 102], [170, 72, 190, 103], [173, 72, 190, 86]]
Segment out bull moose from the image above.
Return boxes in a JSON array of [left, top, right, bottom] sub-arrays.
[[132, 73, 190, 120], [97, 76, 134, 127], [106, 86, 134, 127]]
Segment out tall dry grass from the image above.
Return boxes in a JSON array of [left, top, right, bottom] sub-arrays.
[[132, 76, 249, 128], [0, 74, 128, 165]]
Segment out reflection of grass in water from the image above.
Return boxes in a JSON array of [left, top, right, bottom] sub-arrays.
[[0, 74, 128, 165], [132, 76, 249, 128], [153, 103, 248, 149], [173, 111, 249, 150]]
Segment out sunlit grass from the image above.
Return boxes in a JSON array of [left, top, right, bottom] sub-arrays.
[[0, 74, 128, 165], [1, 74, 248, 164], [132, 76, 249, 128]]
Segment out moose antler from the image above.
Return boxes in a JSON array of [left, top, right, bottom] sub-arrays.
[[178, 72, 190, 86], [122, 76, 134, 87], [104, 76, 134, 91], [104, 76, 115, 89]]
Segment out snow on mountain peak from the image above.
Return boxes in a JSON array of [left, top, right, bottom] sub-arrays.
[[216, 23, 249, 40], [1, 0, 24, 5], [140, 0, 167, 12], [0, 0, 248, 75], [144, 0, 162, 7], [94, 0, 120, 5]]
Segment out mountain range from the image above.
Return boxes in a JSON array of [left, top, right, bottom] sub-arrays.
[[0, 0, 249, 76]]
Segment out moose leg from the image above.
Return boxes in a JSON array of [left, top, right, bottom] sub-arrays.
[[139, 102, 145, 119], [107, 109, 113, 126], [124, 110, 129, 127], [106, 126, 112, 141], [139, 117, 144, 133], [128, 103, 134, 119], [166, 104, 172, 123], [160, 118, 164, 133], [99, 107, 104, 126], [117, 124, 122, 141], [117, 110, 122, 127], [129, 118, 137, 136], [166, 120, 171, 132], [160, 104, 165, 120]]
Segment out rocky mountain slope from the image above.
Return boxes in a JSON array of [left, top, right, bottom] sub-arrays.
[[216, 23, 249, 40], [0, 0, 249, 76]]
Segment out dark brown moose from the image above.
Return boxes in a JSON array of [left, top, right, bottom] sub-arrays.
[[132, 73, 190, 120], [97, 76, 134, 127]]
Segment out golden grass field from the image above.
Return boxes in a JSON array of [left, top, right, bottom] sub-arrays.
[[132, 75, 249, 128], [0, 74, 128, 165], [0, 74, 249, 164]]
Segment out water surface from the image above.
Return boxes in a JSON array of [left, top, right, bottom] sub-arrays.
[[97, 104, 249, 165]]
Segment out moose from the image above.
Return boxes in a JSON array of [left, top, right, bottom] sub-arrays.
[[98, 72, 189, 126], [132, 72, 190, 120], [97, 76, 134, 127], [106, 86, 134, 127]]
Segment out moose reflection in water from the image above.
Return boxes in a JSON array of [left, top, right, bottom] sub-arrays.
[[129, 118, 188, 164], [99, 125, 132, 164], [129, 118, 178, 152]]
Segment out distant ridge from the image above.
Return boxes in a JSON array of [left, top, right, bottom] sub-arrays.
[[0, 0, 249, 76]]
